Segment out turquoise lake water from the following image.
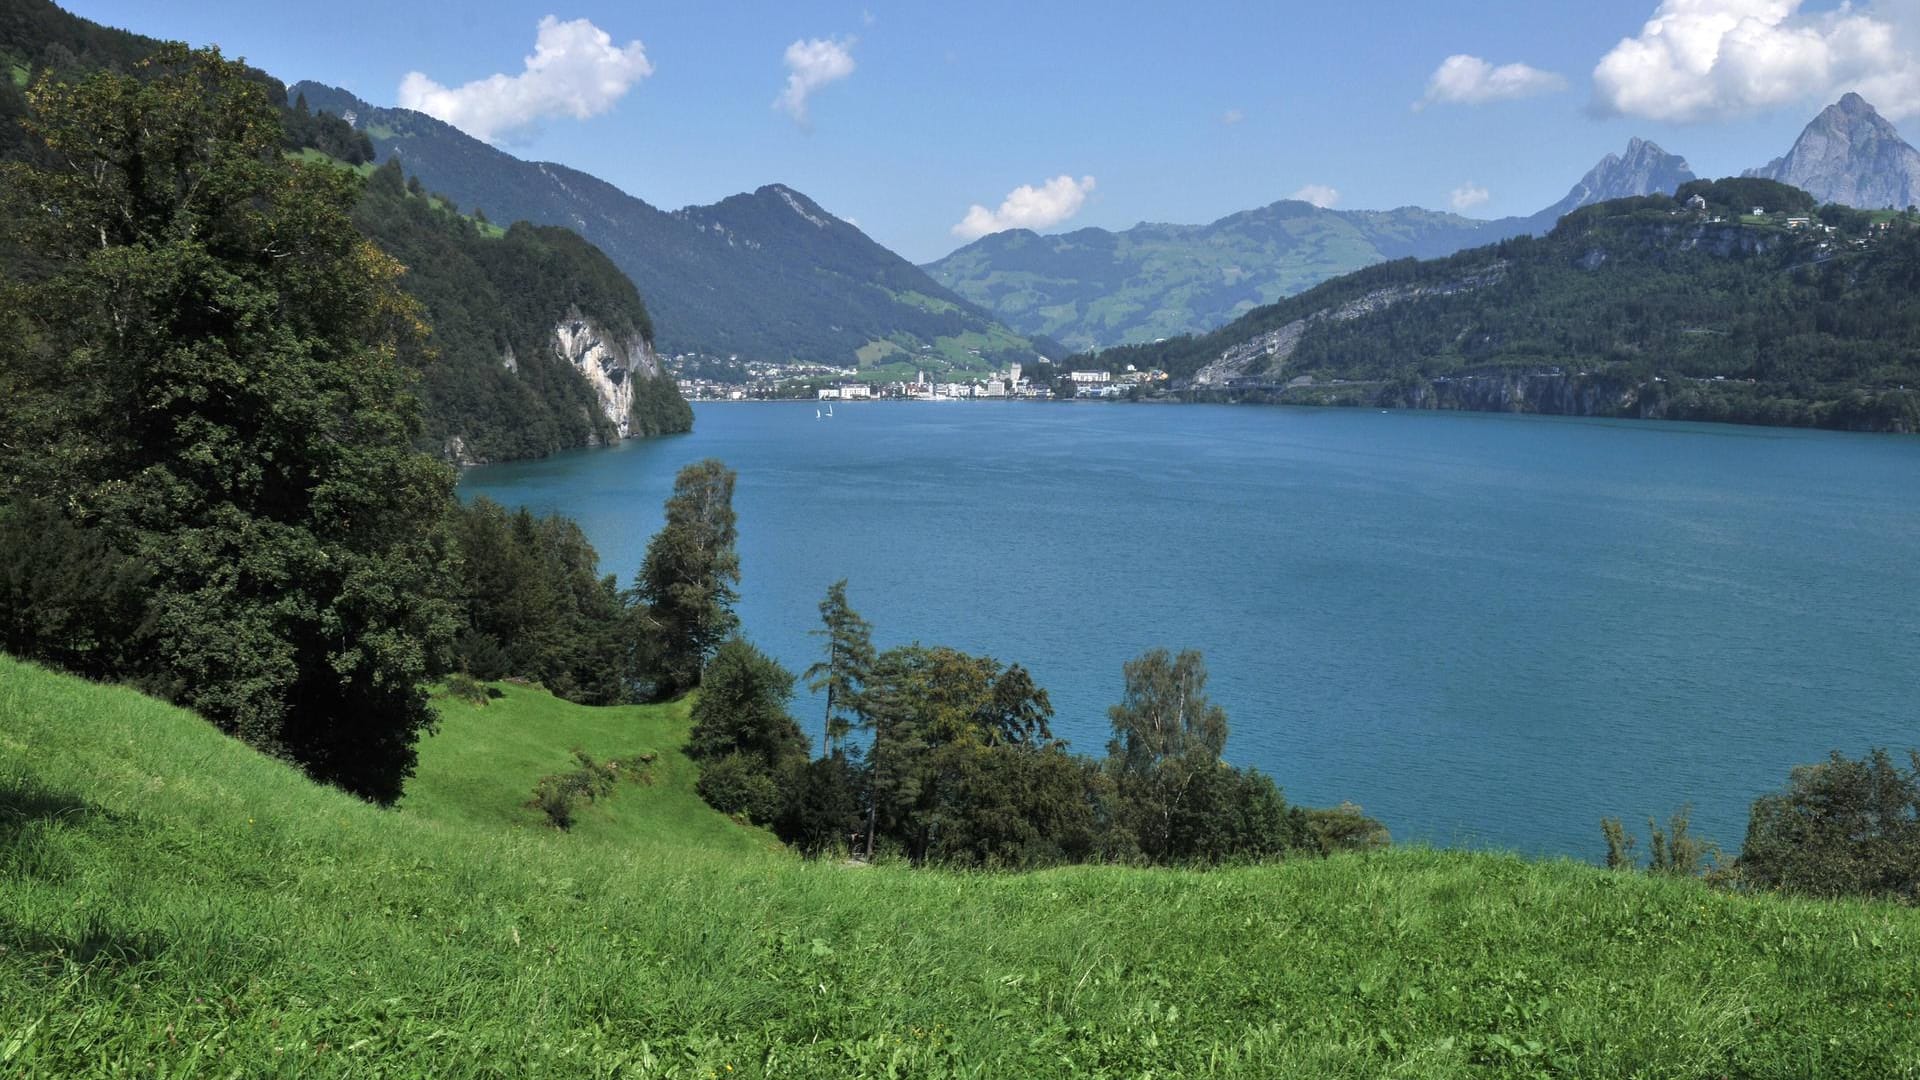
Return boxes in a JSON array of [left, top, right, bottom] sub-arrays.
[[461, 403, 1920, 858]]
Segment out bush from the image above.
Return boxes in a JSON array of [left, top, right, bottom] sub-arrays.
[[528, 750, 623, 830], [1302, 802, 1391, 854], [774, 754, 861, 857], [443, 672, 492, 707], [695, 753, 783, 825], [1598, 807, 1717, 876], [0, 499, 153, 681], [1738, 748, 1920, 901]]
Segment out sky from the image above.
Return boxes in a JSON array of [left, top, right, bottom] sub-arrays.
[[58, 1, 1920, 263]]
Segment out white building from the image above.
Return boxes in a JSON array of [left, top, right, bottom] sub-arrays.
[[1070, 370, 1112, 385], [979, 380, 1007, 397]]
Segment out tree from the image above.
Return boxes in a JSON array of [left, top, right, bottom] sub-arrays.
[[631, 458, 739, 697], [1738, 748, 1920, 900], [686, 637, 808, 768], [802, 578, 875, 756], [0, 47, 457, 803], [1105, 648, 1228, 860], [859, 644, 1063, 864]]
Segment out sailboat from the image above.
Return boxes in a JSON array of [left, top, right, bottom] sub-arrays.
[[815, 408, 821, 419], [825, 404, 834, 417]]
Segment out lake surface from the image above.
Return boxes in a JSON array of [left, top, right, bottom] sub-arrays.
[[462, 403, 1920, 858]]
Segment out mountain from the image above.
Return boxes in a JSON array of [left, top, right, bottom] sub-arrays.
[[1519, 136, 1696, 231], [1090, 179, 1920, 433], [923, 202, 1504, 353], [351, 164, 690, 464], [926, 140, 1695, 352], [292, 82, 1051, 374], [1744, 93, 1920, 210]]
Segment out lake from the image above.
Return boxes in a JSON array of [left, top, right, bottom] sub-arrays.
[[461, 402, 1920, 858]]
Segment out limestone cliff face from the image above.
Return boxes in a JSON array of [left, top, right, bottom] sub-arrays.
[[547, 306, 665, 440]]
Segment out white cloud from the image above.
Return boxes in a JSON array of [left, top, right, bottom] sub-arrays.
[[1290, 184, 1341, 209], [1592, 0, 1920, 121], [1450, 183, 1491, 210], [1418, 54, 1567, 108], [775, 36, 857, 127], [1220, 107, 1246, 125], [398, 17, 652, 144], [951, 175, 1097, 240]]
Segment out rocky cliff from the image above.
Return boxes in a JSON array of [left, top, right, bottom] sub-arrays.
[[1745, 94, 1920, 209], [550, 306, 666, 440]]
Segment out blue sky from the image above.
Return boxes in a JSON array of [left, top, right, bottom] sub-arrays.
[[60, 1, 1920, 262]]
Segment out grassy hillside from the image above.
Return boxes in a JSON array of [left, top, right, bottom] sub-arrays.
[[4, 654, 1919, 1077]]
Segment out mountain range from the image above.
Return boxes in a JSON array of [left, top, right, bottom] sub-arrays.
[[294, 79, 1915, 368], [292, 82, 1054, 375], [925, 138, 1699, 352], [1082, 176, 1920, 433]]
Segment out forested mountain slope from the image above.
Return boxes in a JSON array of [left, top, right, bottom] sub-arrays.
[[1093, 179, 1920, 432], [0, 0, 688, 463], [293, 81, 1056, 373], [352, 160, 689, 464]]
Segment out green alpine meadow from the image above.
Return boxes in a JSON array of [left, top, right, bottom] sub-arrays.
[[6, 654, 1920, 1077]]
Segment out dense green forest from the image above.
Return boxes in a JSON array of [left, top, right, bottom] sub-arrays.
[[0, 47, 694, 802], [1, 0, 689, 463], [1090, 178, 1920, 431], [352, 159, 690, 462]]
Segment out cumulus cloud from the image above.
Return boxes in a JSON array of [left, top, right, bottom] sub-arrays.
[[1417, 54, 1567, 108], [951, 175, 1097, 240], [775, 36, 857, 127], [1450, 183, 1491, 210], [1592, 0, 1920, 121], [1220, 107, 1246, 125], [1290, 184, 1341, 209], [398, 17, 652, 143]]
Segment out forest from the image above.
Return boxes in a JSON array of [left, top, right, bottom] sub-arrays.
[[1088, 178, 1920, 431]]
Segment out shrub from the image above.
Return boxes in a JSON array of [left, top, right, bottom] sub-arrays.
[[695, 753, 783, 825], [1303, 802, 1391, 854], [528, 750, 623, 831], [1738, 748, 1920, 901], [443, 672, 491, 707], [1597, 807, 1717, 876]]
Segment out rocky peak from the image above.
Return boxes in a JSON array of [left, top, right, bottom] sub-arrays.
[[1545, 138, 1697, 219], [1744, 94, 1920, 209]]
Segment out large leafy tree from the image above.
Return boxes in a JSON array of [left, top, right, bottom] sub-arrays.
[[632, 458, 739, 697], [861, 644, 1067, 864], [0, 47, 457, 803]]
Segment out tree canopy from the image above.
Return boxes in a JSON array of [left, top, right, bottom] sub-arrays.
[[0, 46, 456, 802]]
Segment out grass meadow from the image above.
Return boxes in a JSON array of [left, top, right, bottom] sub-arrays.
[[3, 652, 1918, 1077]]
